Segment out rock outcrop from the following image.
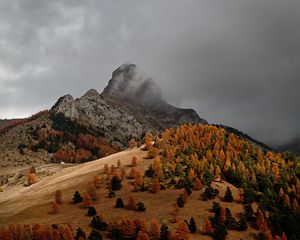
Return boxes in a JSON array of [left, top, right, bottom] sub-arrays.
[[52, 64, 207, 145]]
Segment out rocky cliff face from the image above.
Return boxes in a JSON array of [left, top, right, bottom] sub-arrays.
[[52, 64, 207, 145]]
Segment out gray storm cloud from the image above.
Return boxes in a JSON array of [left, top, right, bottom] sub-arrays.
[[0, 0, 299, 145]]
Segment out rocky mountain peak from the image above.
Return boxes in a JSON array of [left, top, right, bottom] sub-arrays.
[[102, 63, 162, 105], [82, 88, 100, 99], [51, 64, 208, 146]]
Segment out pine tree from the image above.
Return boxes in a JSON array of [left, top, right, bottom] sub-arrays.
[[174, 221, 190, 240], [75, 227, 86, 240], [193, 178, 202, 190], [82, 193, 92, 208], [224, 186, 233, 202], [91, 216, 107, 231], [239, 214, 248, 231], [150, 218, 160, 239], [151, 178, 160, 193], [202, 217, 213, 235], [49, 201, 59, 214], [127, 195, 137, 210], [88, 230, 102, 240], [115, 198, 124, 208], [131, 155, 138, 167], [27, 173, 38, 185], [55, 190, 63, 204], [111, 176, 122, 191], [176, 195, 185, 208], [87, 182, 98, 201], [188, 217, 197, 233], [160, 223, 169, 240], [73, 191, 83, 203], [170, 203, 180, 223], [136, 202, 146, 212], [87, 207, 97, 216], [137, 231, 150, 240]]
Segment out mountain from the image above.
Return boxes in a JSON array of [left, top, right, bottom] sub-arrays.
[[276, 137, 300, 156], [52, 64, 207, 145]]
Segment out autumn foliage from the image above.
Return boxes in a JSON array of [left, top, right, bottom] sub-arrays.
[[0, 224, 74, 240]]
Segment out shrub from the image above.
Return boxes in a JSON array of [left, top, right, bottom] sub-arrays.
[[202, 186, 219, 200], [87, 207, 97, 216], [73, 191, 83, 203], [115, 198, 124, 208], [75, 227, 86, 240], [91, 216, 107, 231], [88, 230, 102, 240], [177, 195, 185, 208], [136, 202, 146, 212]]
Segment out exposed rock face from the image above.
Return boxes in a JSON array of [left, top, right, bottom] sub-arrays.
[[52, 64, 207, 145]]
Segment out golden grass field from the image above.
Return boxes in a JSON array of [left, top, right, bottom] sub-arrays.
[[0, 147, 259, 239]]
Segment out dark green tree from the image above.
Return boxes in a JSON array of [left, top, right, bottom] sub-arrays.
[[136, 202, 146, 212], [75, 227, 86, 240], [159, 223, 169, 240], [88, 230, 102, 240], [91, 216, 107, 231], [115, 198, 124, 208], [239, 214, 248, 231], [224, 187, 233, 202], [87, 207, 97, 216], [145, 164, 155, 178], [188, 217, 197, 233], [73, 191, 83, 203], [212, 224, 228, 240], [111, 176, 122, 191], [111, 228, 123, 240], [176, 195, 185, 208], [202, 186, 219, 200]]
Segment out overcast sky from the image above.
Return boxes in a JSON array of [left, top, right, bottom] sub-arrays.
[[0, 0, 299, 145]]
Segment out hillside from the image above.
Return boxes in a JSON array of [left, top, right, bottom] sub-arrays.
[[1, 124, 299, 240], [276, 137, 300, 156], [0, 64, 207, 186], [0, 146, 257, 240]]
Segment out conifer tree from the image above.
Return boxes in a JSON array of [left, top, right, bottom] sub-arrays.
[[224, 186, 233, 202], [87, 207, 97, 216], [137, 231, 150, 240], [127, 195, 137, 210], [75, 227, 86, 240], [88, 230, 102, 240], [82, 193, 92, 208], [49, 201, 59, 214], [55, 190, 63, 204], [151, 178, 160, 193], [239, 214, 248, 231], [160, 223, 169, 240], [188, 217, 197, 233], [73, 191, 83, 203], [136, 202, 146, 212], [150, 218, 160, 239], [111, 176, 122, 191], [115, 198, 124, 208]]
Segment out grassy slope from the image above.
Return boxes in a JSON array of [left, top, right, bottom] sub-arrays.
[[0, 147, 257, 240]]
